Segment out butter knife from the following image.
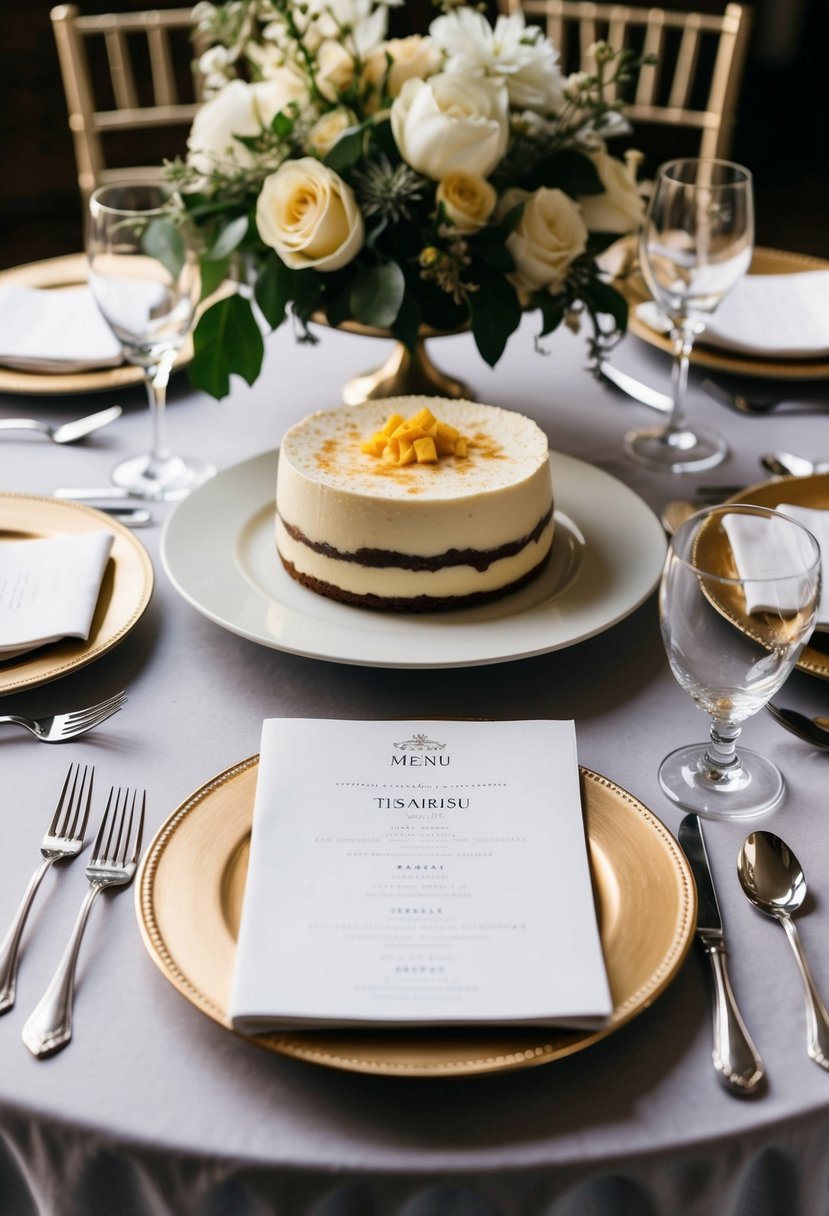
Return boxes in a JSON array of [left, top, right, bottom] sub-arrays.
[[678, 813, 764, 1095]]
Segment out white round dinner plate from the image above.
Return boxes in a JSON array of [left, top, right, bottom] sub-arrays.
[[161, 449, 666, 669]]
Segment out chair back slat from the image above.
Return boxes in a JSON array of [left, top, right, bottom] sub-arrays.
[[498, 0, 752, 160], [51, 4, 202, 205]]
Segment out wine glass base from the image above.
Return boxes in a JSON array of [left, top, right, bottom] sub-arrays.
[[111, 453, 216, 502], [624, 424, 728, 473], [658, 743, 784, 819]]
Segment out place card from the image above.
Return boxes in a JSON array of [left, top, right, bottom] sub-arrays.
[[229, 718, 612, 1032]]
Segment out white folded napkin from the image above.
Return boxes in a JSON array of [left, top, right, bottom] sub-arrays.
[[0, 284, 123, 372], [721, 510, 826, 625], [636, 270, 829, 359], [0, 532, 114, 659]]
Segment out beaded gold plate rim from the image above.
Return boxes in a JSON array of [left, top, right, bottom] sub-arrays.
[[0, 493, 154, 695], [135, 753, 696, 1077], [623, 246, 829, 381]]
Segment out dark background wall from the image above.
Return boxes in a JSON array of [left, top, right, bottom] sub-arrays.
[[1, 0, 827, 271]]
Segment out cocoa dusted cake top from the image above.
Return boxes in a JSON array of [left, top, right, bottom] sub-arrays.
[[280, 397, 549, 501]]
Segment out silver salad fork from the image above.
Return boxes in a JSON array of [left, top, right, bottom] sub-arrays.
[[0, 763, 93, 1013]]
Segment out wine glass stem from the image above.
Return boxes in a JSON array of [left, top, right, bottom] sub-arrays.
[[143, 355, 174, 471], [667, 326, 694, 435], [704, 720, 742, 780]]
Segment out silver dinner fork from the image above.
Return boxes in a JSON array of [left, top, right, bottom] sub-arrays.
[[22, 785, 145, 1058], [0, 763, 93, 1014], [0, 691, 127, 742]]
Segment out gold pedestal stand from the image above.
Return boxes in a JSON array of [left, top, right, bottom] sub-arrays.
[[343, 336, 473, 405]]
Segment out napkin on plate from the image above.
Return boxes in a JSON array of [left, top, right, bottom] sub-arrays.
[[722, 509, 828, 626], [0, 532, 114, 659], [636, 269, 829, 359], [0, 284, 123, 373]]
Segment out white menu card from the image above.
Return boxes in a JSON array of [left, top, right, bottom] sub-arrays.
[[229, 718, 612, 1032]]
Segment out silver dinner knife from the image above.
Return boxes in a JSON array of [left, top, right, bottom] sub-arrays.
[[598, 360, 673, 412], [678, 813, 764, 1095]]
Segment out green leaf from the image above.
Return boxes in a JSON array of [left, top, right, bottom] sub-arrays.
[[324, 126, 366, 174], [271, 110, 295, 139], [469, 272, 522, 367], [350, 261, 405, 328], [189, 295, 264, 399], [529, 150, 604, 195], [207, 215, 249, 261], [199, 254, 230, 302], [142, 218, 185, 279], [370, 118, 398, 162], [583, 279, 628, 332], [254, 254, 295, 329], [535, 293, 566, 338], [391, 290, 420, 351]]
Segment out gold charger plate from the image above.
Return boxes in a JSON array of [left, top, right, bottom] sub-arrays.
[[135, 756, 696, 1077], [720, 474, 829, 681], [623, 247, 829, 381], [0, 254, 193, 396], [0, 494, 154, 695]]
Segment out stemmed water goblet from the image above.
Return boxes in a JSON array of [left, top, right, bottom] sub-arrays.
[[87, 184, 216, 500], [659, 504, 821, 819], [625, 158, 754, 473]]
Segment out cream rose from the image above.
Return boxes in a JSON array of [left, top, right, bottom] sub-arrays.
[[436, 173, 497, 233], [307, 107, 356, 158], [390, 74, 509, 181], [256, 158, 365, 271], [315, 41, 357, 102], [384, 36, 442, 97], [578, 149, 645, 233], [500, 187, 588, 296], [187, 75, 308, 175]]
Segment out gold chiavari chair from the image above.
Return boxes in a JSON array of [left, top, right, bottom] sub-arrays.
[[500, 0, 752, 160], [50, 4, 207, 205]]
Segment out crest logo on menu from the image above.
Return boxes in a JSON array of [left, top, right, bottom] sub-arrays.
[[391, 733, 450, 766]]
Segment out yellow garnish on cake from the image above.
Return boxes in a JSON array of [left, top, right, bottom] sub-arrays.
[[360, 407, 469, 465]]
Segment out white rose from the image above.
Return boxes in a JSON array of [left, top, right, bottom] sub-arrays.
[[390, 73, 509, 181], [186, 75, 307, 175], [578, 149, 645, 233], [307, 107, 356, 157], [256, 157, 365, 271], [436, 173, 497, 233], [500, 186, 588, 296]]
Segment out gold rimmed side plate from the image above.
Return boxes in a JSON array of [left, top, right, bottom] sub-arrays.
[[0, 254, 193, 396], [719, 474, 829, 680], [622, 246, 829, 381], [136, 756, 696, 1077], [0, 494, 154, 695]]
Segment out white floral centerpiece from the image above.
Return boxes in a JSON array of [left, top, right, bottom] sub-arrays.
[[168, 0, 648, 398]]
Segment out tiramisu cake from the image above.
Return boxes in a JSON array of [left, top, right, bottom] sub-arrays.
[[275, 397, 554, 611]]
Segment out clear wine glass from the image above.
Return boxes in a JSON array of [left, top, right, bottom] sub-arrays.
[[625, 158, 754, 473], [87, 184, 216, 500], [659, 504, 821, 818]]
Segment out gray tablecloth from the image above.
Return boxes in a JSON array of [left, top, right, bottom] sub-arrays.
[[2, 316, 829, 1216]]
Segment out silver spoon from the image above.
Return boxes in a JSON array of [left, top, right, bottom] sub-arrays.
[[0, 405, 122, 445], [760, 452, 829, 479], [765, 703, 829, 750], [703, 381, 829, 416], [737, 831, 829, 1071]]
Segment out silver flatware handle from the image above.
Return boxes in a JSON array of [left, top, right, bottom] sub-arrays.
[[22, 884, 101, 1058], [703, 941, 764, 1093], [779, 913, 829, 1070], [54, 488, 131, 500], [0, 419, 50, 435], [0, 858, 53, 1014]]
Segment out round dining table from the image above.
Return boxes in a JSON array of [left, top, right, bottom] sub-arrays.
[[2, 305, 829, 1216]]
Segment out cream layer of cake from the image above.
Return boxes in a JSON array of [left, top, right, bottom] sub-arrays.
[[275, 397, 554, 610]]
